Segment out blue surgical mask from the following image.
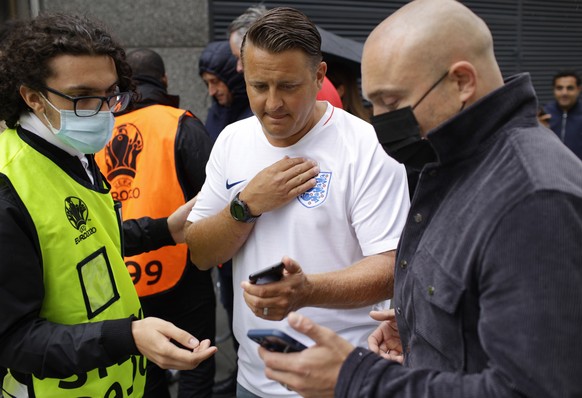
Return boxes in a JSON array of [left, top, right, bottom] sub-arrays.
[[41, 94, 114, 154]]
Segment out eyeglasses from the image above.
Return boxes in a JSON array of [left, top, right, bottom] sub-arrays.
[[43, 86, 131, 117]]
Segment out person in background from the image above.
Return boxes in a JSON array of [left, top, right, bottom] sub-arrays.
[[94, 48, 216, 398], [185, 7, 409, 397], [227, 4, 343, 109], [227, 4, 266, 74], [544, 70, 582, 160], [326, 61, 371, 122], [199, 40, 253, 142], [0, 13, 216, 398], [255, 1, 582, 397]]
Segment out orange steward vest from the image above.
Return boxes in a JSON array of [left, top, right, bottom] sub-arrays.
[[95, 105, 192, 297]]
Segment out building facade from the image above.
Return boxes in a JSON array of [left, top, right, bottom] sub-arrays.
[[1, 0, 581, 121]]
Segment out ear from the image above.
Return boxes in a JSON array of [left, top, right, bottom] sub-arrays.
[[161, 74, 169, 89], [448, 61, 477, 104], [19, 85, 46, 114], [316, 61, 327, 91]]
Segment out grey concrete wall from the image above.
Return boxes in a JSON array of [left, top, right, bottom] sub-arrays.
[[39, 0, 212, 121]]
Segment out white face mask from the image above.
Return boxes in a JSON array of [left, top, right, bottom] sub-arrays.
[[41, 94, 114, 154]]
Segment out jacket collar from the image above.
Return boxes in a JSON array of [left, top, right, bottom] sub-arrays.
[[427, 73, 538, 165], [131, 75, 180, 110]]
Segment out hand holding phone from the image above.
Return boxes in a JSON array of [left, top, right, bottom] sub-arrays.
[[247, 329, 307, 353], [249, 262, 284, 285]]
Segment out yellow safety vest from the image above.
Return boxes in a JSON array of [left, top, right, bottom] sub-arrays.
[[0, 128, 145, 397]]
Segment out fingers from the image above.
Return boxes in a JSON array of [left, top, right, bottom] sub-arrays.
[[367, 318, 404, 361], [241, 256, 304, 320], [157, 340, 216, 370], [168, 197, 198, 244], [264, 365, 306, 394], [368, 325, 395, 356], [258, 348, 301, 393], [373, 345, 403, 361], [291, 161, 320, 196], [241, 280, 285, 300], [369, 308, 396, 321], [275, 157, 320, 195], [162, 343, 218, 370], [132, 318, 217, 371], [160, 322, 200, 350], [368, 327, 383, 354], [281, 255, 301, 275], [277, 156, 317, 172], [387, 351, 405, 364], [259, 313, 351, 398], [189, 339, 218, 363], [242, 287, 289, 321], [287, 312, 329, 345], [242, 157, 319, 215]]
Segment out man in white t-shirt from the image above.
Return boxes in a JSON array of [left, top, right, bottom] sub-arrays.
[[185, 7, 410, 398]]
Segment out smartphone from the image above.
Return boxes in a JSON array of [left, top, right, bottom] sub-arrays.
[[247, 329, 307, 353], [248, 262, 284, 285]]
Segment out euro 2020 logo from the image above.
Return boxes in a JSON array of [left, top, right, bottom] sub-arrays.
[[65, 196, 89, 232]]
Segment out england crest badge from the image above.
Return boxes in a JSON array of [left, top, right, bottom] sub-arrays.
[[297, 171, 332, 208]]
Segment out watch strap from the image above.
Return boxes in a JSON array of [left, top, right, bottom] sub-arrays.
[[230, 192, 260, 223]]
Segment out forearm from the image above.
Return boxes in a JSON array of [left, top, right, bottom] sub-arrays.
[[123, 217, 174, 257], [336, 348, 521, 398], [0, 317, 137, 379], [185, 206, 255, 270], [303, 251, 394, 309]]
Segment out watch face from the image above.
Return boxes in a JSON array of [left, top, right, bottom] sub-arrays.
[[230, 193, 257, 222], [231, 201, 246, 220]]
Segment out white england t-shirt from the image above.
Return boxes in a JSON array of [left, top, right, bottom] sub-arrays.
[[188, 103, 410, 397]]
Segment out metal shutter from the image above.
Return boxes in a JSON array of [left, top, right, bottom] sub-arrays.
[[211, 0, 582, 104], [211, 1, 404, 42], [520, 0, 582, 104]]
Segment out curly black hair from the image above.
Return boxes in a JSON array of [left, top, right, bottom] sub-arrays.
[[0, 13, 134, 129]]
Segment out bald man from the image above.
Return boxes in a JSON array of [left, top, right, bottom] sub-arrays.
[[255, 1, 582, 397]]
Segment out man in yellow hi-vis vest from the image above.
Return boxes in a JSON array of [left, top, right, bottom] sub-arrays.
[[0, 13, 216, 398], [95, 48, 216, 398]]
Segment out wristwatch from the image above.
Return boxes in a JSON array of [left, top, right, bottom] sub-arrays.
[[230, 192, 260, 223]]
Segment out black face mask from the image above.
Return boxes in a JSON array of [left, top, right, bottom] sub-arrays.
[[371, 72, 448, 171], [371, 107, 436, 171]]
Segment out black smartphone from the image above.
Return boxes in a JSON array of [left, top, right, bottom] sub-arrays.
[[247, 329, 307, 353], [248, 262, 284, 285]]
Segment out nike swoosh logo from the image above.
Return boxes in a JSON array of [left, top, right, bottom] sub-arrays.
[[226, 179, 246, 190]]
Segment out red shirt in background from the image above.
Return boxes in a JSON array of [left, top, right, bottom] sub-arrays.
[[317, 76, 343, 108]]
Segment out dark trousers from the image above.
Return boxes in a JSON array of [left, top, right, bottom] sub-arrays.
[[217, 260, 239, 351], [142, 266, 216, 398], [144, 356, 215, 398]]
